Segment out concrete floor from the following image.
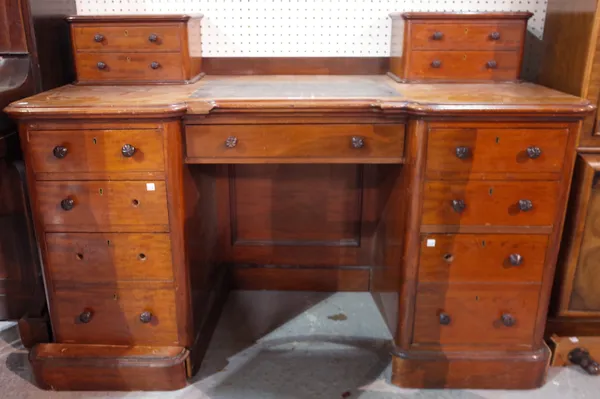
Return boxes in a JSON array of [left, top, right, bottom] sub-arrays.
[[1, 291, 599, 398]]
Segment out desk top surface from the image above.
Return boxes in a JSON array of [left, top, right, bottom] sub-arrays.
[[4, 75, 594, 118]]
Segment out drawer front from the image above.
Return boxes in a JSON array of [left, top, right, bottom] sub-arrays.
[[36, 181, 169, 232], [422, 181, 560, 226], [413, 283, 539, 346], [426, 127, 568, 177], [52, 287, 179, 345], [410, 22, 525, 50], [419, 234, 548, 283], [72, 24, 182, 52], [75, 52, 184, 82], [408, 50, 520, 81], [29, 129, 165, 174], [185, 124, 405, 162], [46, 233, 174, 284]]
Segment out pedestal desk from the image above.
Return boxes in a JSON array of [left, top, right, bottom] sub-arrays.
[[4, 72, 594, 391]]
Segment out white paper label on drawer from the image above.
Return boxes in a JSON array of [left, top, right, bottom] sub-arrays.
[[426, 239, 436, 247], [569, 337, 580, 343], [146, 183, 156, 191]]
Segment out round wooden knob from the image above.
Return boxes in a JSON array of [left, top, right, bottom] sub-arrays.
[[351, 136, 365, 149], [97, 61, 107, 70], [455, 146, 470, 159], [439, 313, 451, 325], [486, 60, 498, 69], [53, 146, 68, 159], [527, 146, 542, 159], [452, 199, 466, 213], [60, 198, 74, 211], [569, 348, 600, 375], [509, 253, 523, 266], [79, 310, 93, 323], [501, 313, 516, 327], [150, 61, 160, 70], [518, 199, 533, 212], [121, 144, 136, 157], [94, 34, 104, 42], [431, 60, 442, 68], [225, 136, 238, 148], [140, 311, 153, 323], [432, 31, 444, 40], [489, 31, 501, 41], [148, 33, 158, 43]]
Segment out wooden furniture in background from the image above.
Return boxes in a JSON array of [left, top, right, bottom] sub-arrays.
[[538, 0, 600, 374], [389, 12, 531, 82], [67, 15, 203, 84], [0, 0, 75, 343]]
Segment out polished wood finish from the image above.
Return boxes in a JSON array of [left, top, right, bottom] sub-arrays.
[[30, 344, 189, 391], [232, 267, 370, 291], [68, 15, 203, 84], [390, 12, 531, 82]]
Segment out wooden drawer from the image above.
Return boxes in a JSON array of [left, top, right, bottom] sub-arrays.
[[413, 283, 540, 347], [46, 233, 174, 284], [29, 129, 165, 175], [422, 180, 560, 227], [72, 24, 182, 52], [74, 52, 184, 83], [410, 22, 526, 50], [52, 287, 179, 345], [419, 234, 548, 283], [407, 50, 520, 81], [426, 127, 568, 178], [36, 181, 169, 232], [185, 124, 405, 163]]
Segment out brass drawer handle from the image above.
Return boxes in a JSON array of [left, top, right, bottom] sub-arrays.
[[150, 61, 160, 70], [501, 313, 516, 327], [351, 136, 365, 149], [432, 31, 444, 40], [97, 61, 107, 70], [140, 311, 153, 323], [79, 310, 93, 324], [489, 31, 501, 41], [148, 33, 158, 43], [431, 60, 442, 68], [53, 145, 68, 159], [61, 197, 75, 211], [225, 136, 238, 148], [486, 60, 498, 69], [452, 199, 466, 213], [508, 253, 523, 266], [94, 34, 104, 42], [455, 146, 470, 159], [518, 199, 533, 212], [439, 313, 451, 325], [121, 144, 136, 157], [527, 146, 542, 159]]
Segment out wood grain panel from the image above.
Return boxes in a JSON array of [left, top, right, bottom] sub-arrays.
[[36, 180, 169, 232], [426, 127, 568, 178], [52, 286, 179, 345], [45, 233, 173, 284], [29, 129, 165, 174], [410, 22, 526, 50], [407, 50, 520, 81], [72, 23, 182, 52], [422, 180, 560, 226], [413, 283, 540, 347], [418, 234, 548, 283], [185, 124, 405, 163]]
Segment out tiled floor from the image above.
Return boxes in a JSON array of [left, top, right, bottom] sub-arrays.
[[1, 292, 600, 398]]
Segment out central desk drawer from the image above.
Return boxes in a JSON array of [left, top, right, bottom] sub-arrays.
[[185, 124, 405, 163], [52, 287, 179, 345], [422, 180, 560, 226], [45, 233, 174, 284], [36, 181, 169, 232]]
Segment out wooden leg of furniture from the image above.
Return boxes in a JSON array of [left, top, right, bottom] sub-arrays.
[[29, 344, 189, 391], [391, 345, 550, 389], [17, 314, 50, 349]]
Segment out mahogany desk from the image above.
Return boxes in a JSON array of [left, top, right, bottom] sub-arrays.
[[4, 75, 594, 391]]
